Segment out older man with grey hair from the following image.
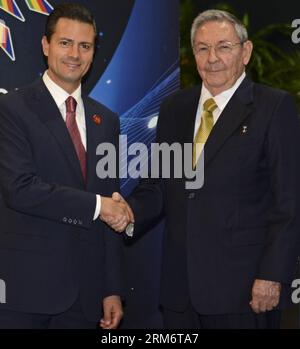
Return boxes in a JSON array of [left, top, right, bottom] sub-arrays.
[[107, 9, 300, 329]]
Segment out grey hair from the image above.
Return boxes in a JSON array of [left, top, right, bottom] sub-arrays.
[[191, 9, 248, 47]]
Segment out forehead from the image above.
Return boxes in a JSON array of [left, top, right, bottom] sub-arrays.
[[53, 18, 95, 40], [194, 20, 238, 43]]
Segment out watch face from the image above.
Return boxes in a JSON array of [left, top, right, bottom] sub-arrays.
[[0, 0, 135, 93], [126, 223, 134, 237]]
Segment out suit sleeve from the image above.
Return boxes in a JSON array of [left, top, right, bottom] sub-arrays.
[[126, 100, 169, 236], [0, 97, 96, 229], [103, 116, 124, 298], [257, 93, 300, 283]]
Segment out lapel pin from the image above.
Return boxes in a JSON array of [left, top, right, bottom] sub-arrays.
[[242, 125, 248, 134], [92, 114, 102, 125]]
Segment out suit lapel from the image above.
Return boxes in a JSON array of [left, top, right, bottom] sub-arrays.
[[203, 77, 254, 167], [177, 86, 201, 145], [29, 79, 84, 186], [83, 96, 106, 190]]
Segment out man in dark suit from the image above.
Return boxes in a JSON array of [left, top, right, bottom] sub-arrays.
[[107, 10, 300, 328], [0, 3, 131, 329]]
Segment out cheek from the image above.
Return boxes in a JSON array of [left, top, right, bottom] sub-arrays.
[[233, 60, 244, 74], [220, 57, 232, 69], [84, 56, 93, 67], [47, 53, 55, 67], [224, 58, 241, 73], [48, 50, 61, 63], [195, 58, 205, 71]]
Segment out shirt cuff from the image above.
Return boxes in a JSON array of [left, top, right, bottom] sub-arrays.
[[93, 194, 102, 221]]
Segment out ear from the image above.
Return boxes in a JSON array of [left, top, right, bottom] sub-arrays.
[[242, 40, 253, 66], [41, 36, 49, 57]]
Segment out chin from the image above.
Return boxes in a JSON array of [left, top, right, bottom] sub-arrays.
[[63, 72, 82, 81], [207, 79, 226, 88]]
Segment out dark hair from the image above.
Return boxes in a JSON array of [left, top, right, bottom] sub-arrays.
[[45, 3, 97, 42]]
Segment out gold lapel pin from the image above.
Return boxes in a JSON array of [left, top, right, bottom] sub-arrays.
[[242, 125, 248, 134]]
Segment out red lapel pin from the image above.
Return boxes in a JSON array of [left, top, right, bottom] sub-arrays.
[[92, 114, 102, 125]]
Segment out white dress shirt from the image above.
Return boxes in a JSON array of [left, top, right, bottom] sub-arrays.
[[43, 71, 101, 220], [194, 72, 246, 139]]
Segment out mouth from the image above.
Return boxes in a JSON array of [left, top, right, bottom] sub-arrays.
[[63, 62, 81, 70], [205, 65, 225, 73], [206, 69, 223, 73]]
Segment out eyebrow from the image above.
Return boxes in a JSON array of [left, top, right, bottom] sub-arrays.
[[58, 37, 72, 42], [58, 37, 94, 45], [195, 40, 233, 45]]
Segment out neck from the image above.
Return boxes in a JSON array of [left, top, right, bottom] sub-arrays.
[[47, 71, 80, 95]]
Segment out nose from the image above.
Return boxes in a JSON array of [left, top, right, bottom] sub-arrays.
[[68, 44, 80, 59], [207, 46, 219, 63]]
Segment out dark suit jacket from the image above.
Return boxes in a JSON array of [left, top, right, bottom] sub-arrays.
[[0, 79, 123, 321], [128, 77, 300, 314]]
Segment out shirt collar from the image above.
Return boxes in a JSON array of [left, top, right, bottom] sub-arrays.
[[200, 72, 246, 112], [42, 71, 82, 109]]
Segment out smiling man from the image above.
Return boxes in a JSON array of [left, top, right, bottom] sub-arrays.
[[0, 3, 132, 329], [42, 18, 95, 93], [107, 9, 300, 329], [192, 19, 253, 96]]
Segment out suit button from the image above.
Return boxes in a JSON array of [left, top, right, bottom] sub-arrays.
[[63, 217, 67, 223], [188, 192, 195, 199]]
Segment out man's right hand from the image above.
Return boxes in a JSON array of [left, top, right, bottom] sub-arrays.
[[100, 194, 134, 233]]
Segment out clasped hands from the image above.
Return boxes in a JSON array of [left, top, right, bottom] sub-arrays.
[[100, 192, 134, 232]]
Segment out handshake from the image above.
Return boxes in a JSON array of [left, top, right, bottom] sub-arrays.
[[100, 192, 134, 233]]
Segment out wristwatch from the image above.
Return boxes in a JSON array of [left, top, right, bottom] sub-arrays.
[[125, 223, 134, 237]]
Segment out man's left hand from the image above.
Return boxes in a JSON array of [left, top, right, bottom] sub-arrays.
[[100, 295, 123, 329], [250, 279, 281, 313]]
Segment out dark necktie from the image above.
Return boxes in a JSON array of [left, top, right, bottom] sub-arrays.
[[65, 96, 86, 182]]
